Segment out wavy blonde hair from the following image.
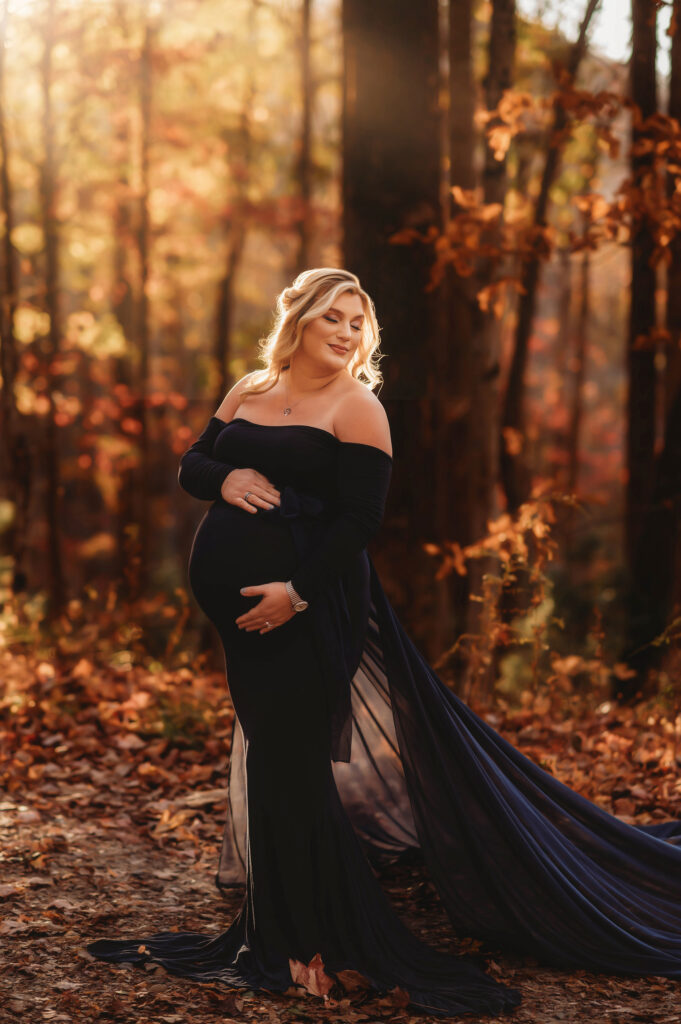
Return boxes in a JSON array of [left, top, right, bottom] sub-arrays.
[[238, 267, 385, 399]]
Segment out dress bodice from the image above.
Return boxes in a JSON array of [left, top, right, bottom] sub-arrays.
[[212, 417, 340, 503]]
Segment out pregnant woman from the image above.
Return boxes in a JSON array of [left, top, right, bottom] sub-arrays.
[[88, 267, 681, 1017]]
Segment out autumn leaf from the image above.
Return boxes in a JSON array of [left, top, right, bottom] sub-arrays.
[[502, 426, 524, 456], [334, 967, 374, 993], [375, 985, 411, 1009], [288, 952, 335, 998]]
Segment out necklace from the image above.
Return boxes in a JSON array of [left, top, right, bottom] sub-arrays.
[[282, 369, 337, 416]]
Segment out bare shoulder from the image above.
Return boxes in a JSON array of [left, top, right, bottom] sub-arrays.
[[333, 382, 393, 458], [214, 372, 262, 423]]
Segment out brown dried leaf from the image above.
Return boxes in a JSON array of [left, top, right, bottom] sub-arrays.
[[288, 952, 335, 998], [374, 985, 411, 1009], [335, 968, 374, 993]]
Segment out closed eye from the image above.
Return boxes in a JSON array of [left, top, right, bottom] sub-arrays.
[[324, 316, 362, 332]]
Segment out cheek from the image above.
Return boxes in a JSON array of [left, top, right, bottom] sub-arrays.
[[301, 326, 321, 350], [307, 321, 331, 343]]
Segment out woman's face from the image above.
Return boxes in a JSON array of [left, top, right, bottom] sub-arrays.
[[298, 290, 365, 372]]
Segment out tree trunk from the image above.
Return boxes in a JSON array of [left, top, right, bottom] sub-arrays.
[[0, 0, 31, 596], [130, 15, 153, 598], [499, 0, 601, 512], [39, 0, 64, 617], [0, 0, 15, 480], [554, 245, 573, 438], [213, 2, 255, 408], [622, 0, 681, 688], [621, 0, 658, 688], [465, 0, 516, 701], [432, 0, 476, 669], [342, 0, 441, 652], [295, 0, 313, 271], [567, 246, 589, 501], [112, 0, 138, 598], [663, 0, 681, 624]]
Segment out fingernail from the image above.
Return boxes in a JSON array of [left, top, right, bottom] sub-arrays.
[[267, 503, 274, 509]]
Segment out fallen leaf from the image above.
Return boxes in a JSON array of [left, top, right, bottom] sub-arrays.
[[375, 984, 411, 1009], [335, 968, 373, 992], [289, 952, 335, 998]]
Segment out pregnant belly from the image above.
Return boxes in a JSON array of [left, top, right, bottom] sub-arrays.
[[187, 500, 331, 741], [187, 500, 299, 600]]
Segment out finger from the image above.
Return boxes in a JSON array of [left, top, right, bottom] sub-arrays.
[[248, 492, 278, 509], [236, 596, 263, 626], [238, 491, 277, 511], [236, 496, 258, 513], [254, 472, 280, 491], [247, 484, 280, 505], [253, 477, 281, 502], [236, 608, 268, 627], [236, 610, 258, 625], [240, 614, 275, 631]]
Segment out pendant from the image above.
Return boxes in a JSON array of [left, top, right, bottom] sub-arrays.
[[283, 408, 292, 416]]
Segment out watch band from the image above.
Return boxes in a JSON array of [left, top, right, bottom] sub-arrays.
[[285, 580, 307, 610]]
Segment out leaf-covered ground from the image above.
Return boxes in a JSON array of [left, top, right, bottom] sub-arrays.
[[2, 647, 681, 1023]]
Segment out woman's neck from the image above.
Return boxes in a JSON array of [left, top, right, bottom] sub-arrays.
[[283, 361, 344, 395]]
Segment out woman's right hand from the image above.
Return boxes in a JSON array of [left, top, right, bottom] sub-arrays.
[[221, 467, 281, 513]]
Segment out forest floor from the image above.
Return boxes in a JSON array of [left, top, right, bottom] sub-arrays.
[[3, 647, 681, 1023]]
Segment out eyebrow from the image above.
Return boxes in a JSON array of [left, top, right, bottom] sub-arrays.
[[327, 307, 364, 321]]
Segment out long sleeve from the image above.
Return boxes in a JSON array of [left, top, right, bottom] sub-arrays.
[[178, 416, 237, 501], [290, 442, 392, 603]]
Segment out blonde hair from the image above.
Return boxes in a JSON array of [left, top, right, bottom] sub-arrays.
[[238, 267, 385, 399]]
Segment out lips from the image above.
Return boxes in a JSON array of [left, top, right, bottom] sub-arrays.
[[329, 344, 348, 354]]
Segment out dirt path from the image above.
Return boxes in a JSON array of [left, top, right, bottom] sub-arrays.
[[2, 796, 680, 1024], [3, 651, 681, 1022]]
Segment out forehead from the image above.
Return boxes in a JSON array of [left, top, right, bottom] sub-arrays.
[[326, 293, 364, 318]]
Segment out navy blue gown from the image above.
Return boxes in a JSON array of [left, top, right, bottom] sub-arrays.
[[86, 414, 681, 1017]]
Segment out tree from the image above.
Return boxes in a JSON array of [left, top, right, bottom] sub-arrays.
[[622, 0, 659, 682], [341, 0, 441, 649], [39, 0, 64, 616], [0, 0, 30, 595], [499, 0, 602, 512], [465, 0, 517, 698], [429, 0, 477, 656], [624, 0, 681, 687]]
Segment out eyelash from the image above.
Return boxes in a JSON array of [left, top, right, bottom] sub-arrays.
[[324, 316, 362, 332]]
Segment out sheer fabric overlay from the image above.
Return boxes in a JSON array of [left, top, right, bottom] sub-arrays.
[[221, 559, 681, 978]]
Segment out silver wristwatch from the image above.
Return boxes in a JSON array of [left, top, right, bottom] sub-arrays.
[[285, 580, 308, 612]]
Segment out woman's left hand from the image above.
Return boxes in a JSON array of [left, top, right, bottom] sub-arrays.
[[236, 582, 296, 633]]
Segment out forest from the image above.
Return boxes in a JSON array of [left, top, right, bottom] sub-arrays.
[[2, 0, 681, 1022]]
